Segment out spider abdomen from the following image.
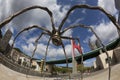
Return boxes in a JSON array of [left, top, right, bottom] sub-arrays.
[[52, 30, 62, 46]]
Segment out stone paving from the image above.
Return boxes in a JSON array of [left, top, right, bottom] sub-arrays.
[[84, 63, 120, 80], [0, 63, 54, 80], [0, 63, 120, 80]]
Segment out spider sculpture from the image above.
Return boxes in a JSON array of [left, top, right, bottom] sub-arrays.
[[0, 4, 120, 80]]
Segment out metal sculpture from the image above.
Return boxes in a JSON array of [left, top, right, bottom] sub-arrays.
[[0, 4, 119, 80]]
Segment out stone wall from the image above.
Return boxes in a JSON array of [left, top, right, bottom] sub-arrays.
[[0, 52, 42, 76], [113, 47, 120, 63], [94, 50, 118, 70], [0, 30, 12, 52]]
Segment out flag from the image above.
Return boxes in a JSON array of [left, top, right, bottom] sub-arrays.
[[71, 40, 76, 60], [73, 40, 82, 54], [71, 39, 83, 60], [72, 40, 82, 54]]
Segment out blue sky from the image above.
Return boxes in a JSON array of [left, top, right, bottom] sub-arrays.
[[0, 0, 119, 66]]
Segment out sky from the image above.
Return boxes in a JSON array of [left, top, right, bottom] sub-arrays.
[[0, 0, 119, 67]]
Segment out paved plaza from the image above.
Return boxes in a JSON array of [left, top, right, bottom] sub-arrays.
[[0, 63, 120, 80]]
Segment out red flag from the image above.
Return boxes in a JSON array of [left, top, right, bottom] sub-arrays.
[[72, 40, 83, 54], [71, 40, 76, 58]]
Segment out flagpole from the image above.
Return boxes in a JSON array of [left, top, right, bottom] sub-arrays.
[[71, 36, 77, 75], [77, 39, 83, 80], [71, 38, 75, 61]]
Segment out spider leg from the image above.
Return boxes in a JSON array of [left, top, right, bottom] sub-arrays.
[[43, 37, 51, 72], [31, 32, 48, 59], [11, 25, 50, 50], [90, 28, 111, 80], [28, 32, 49, 76], [58, 4, 120, 32], [61, 24, 110, 49], [61, 36, 83, 64], [61, 36, 83, 79], [0, 6, 55, 30], [61, 24, 111, 80], [61, 24, 86, 35], [61, 41, 69, 68], [90, 27, 111, 80], [27, 32, 50, 76], [61, 23, 112, 50], [61, 41, 71, 79]]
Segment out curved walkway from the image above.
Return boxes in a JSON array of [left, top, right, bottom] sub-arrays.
[[0, 62, 120, 80], [84, 63, 120, 80], [0, 63, 55, 80]]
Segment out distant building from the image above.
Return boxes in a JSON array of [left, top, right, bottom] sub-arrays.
[[0, 29, 12, 53], [10, 48, 31, 67], [95, 39, 101, 48], [94, 47, 120, 70], [0, 29, 51, 72], [89, 39, 120, 70], [0, 30, 2, 39], [94, 50, 115, 70], [46, 64, 54, 73], [31, 59, 41, 71], [9, 48, 49, 72], [88, 39, 97, 50]]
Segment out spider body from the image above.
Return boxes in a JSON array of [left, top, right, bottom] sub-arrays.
[[51, 29, 62, 46]]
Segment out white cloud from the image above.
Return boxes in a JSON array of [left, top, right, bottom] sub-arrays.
[[36, 43, 47, 55], [3, 22, 14, 34], [0, 0, 85, 61], [9, 36, 14, 46], [27, 36, 37, 44], [82, 0, 119, 47], [72, 18, 84, 25], [84, 1, 118, 45], [98, 0, 117, 15], [26, 43, 34, 52], [77, 0, 86, 4], [81, 9, 86, 14], [21, 41, 79, 60], [47, 44, 81, 60], [0, 0, 13, 20], [84, 58, 96, 67], [0, 0, 70, 31], [0, 0, 15, 35], [0, 0, 71, 33], [62, 29, 73, 37], [27, 34, 50, 45], [22, 43, 35, 56], [90, 21, 118, 43]]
